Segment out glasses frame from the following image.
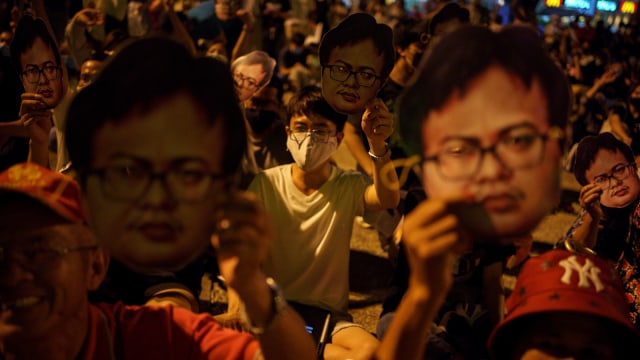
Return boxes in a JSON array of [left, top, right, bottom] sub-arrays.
[[592, 163, 636, 189], [323, 64, 382, 88], [85, 167, 228, 203], [233, 72, 259, 90], [1, 244, 98, 272], [422, 126, 564, 181], [21, 63, 61, 84], [289, 129, 336, 145]]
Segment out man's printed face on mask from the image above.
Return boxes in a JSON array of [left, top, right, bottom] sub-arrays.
[[586, 149, 640, 208], [233, 63, 266, 102], [19, 37, 63, 109], [321, 39, 384, 115], [421, 66, 563, 244], [84, 93, 227, 272]]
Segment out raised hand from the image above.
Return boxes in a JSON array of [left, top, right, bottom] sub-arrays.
[[211, 190, 272, 295], [362, 98, 393, 145], [579, 183, 603, 220], [402, 193, 475, 301], [19, 93, 53, 145]]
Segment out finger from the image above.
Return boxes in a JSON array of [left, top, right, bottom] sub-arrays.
[[25, 110, 53, 119], [585, 187, 603, 199], [405, 193, 474, 228], [583, 194, 600, 205], [20, 99, 50, 115], [365, 97, 386, 111], [20, 93, 48, 106], [22, 114, 36, 127], [373, 124, 392, 134], [213, 221, 268, 262], [411, 214, 460, 245], [581, 186, 603, 201]]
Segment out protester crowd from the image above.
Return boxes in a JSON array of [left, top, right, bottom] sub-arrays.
[[1, 0, 640, 359]]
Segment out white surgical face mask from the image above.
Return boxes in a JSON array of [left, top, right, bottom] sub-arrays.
[[287, 133, 338, 171]]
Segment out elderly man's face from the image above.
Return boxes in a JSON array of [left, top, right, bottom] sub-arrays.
[[233, 63, 266, 101], [19, 37, 63, 109], [83, 93, 227, 272], [321, 39, 384, 114], [0, 201, 102, 342], [421, 66, 563, 244]]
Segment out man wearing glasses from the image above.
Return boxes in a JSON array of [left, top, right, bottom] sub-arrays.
[[0, 162, 317, 360], [4, 14, 68, 172], [242, 86, 400, 359], [562, 132, 640, 327], [231, 50, 276, 102], [318, 13, 395, 116], [378, 25, 571, 359], [63, 37, 248, 313], [317, 13, 397, 237], [565, 132, 640, 255]]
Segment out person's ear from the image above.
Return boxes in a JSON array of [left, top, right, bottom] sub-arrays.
[[87, 247, 109, 291], [336, 131, 344, 144]]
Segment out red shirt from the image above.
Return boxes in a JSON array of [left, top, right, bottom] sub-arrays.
[[81, 302, 260, 360]]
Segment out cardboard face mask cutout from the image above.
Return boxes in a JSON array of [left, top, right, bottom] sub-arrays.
[[318, 13, 394, 115], [231, 51, 276, 102], [398, 26, 569, 246], [575, 132, 640, 209]]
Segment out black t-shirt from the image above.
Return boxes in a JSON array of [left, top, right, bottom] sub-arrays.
[[89, 255, 209, 309], [596, 202, 635, 261]]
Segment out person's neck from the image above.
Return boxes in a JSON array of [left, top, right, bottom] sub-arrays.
[[388, 60, 413, 87], [291, 162, 333, 195], [4, 310, 89, 360]]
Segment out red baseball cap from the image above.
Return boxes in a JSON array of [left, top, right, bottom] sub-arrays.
[[488, 249, 640, 358], [0, 162, 87, 223]]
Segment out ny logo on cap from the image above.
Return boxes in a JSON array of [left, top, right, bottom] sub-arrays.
[[559, 255, 604, 292]]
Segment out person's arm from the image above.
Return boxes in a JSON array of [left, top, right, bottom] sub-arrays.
[[162, 0, 197, 56], [568, 183, 603, 249], [230, 10, 254, 62], [585, 67, 619, 99], [0, 121, 29, 137], [608, 111, 632, 146], [343, 121, 374, 177], [211, 191, 316, 360], [20, 93, 53, 168], [362, 99, 400, 211], [571, 49, 583, 82], [64, 8, 105, 69], [374, 193, 472, 360]]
